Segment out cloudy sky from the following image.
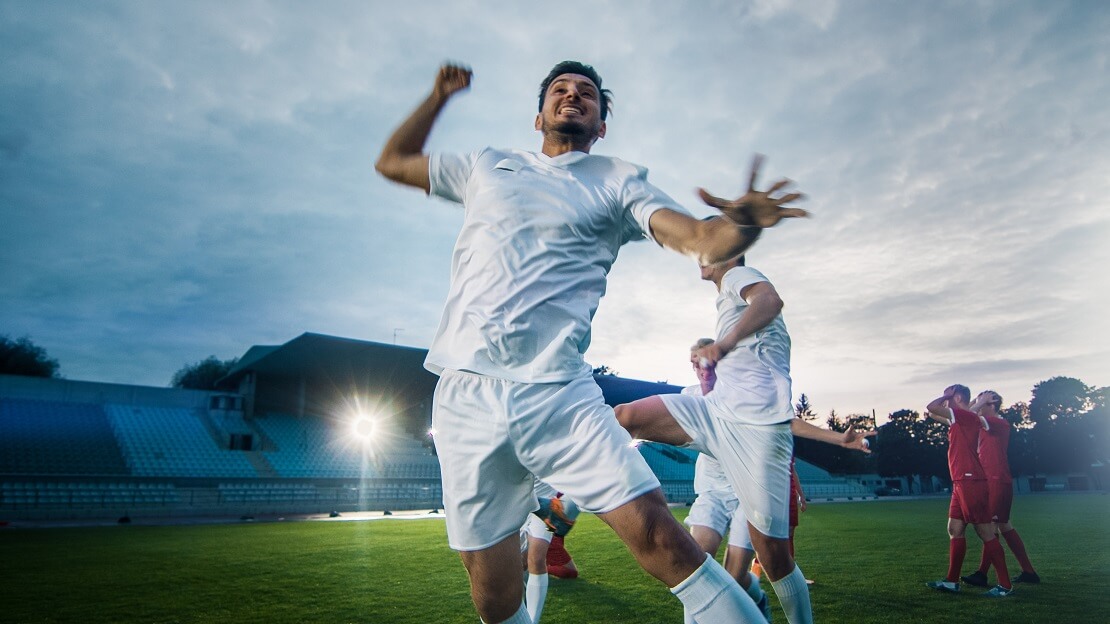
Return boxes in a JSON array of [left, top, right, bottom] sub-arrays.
[[2, 0, 1108, 422]]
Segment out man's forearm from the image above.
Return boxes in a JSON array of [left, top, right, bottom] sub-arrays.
[[700, 218, 762, 266], [790, 419, 843, 445], [375, 91, 448, 183], [716, 291, 780, 353]]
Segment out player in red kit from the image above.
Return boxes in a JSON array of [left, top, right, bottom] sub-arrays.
[[924, 384, 1014, 597], [960, 390, 1041, 587]]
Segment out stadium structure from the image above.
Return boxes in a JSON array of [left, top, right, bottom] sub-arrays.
[[0, 332, 874, 522]]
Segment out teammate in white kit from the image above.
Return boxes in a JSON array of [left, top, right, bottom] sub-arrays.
[[616, 254, 873, 624], [375, 61, 808, 624]]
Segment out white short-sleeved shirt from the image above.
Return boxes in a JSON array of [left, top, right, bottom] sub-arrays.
[[426, 147, 686, 383], [709, 266, 794, 425]]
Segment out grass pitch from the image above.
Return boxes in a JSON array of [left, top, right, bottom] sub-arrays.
[[1, 493, 1106, 623]]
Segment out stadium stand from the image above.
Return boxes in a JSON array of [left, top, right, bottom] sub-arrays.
[[0, 333, 880, 522]]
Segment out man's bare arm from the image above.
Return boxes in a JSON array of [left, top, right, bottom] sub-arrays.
[[925, 394, 954, 425], [790, 419, 876, 453], [375, 64, 472, 193], [649, 155, 807, 266]]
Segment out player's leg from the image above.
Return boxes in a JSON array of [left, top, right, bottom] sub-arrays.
[[966, 480, 1012, 593], [929, 488, 968, 590], [530, 380, 762, 623], [433, 370, 537, 622], [711, 421, 809, 624], [546, 534, 578, 579], [712, 499, 770, 623], [614, 396, 695, 446], [524, 528, 552, 624], [994, 483, 1039, 582], [685, 523, 725, 624], [460, 535, 533, 623], [599, 489, 766, 623]]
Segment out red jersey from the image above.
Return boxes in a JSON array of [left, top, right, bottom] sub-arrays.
[[977, 413, 1012, 481], [947, 407, 986, 481]]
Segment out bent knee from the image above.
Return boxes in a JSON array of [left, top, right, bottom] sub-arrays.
[[614, 403, 640, 436]]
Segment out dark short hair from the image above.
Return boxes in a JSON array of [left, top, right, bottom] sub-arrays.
[[984, 390, 1002, 411], [951, 384, 971, 404], [539, 61, 612, 120]]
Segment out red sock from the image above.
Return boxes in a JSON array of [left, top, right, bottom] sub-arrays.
[[983, 538, 1011, 589], [946, 537, 967, 582], [976, 542, 990, 575], [1001, 529, 1036, 574]]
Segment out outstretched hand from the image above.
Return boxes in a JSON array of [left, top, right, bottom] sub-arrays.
[[841, 425, 877, 453], [433, 64, 472, 102], [698, 154, 808, 228]]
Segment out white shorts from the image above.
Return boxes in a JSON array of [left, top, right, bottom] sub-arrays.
[[434, 369, 660, 551], [661, 392, 793, 539], [685, 490, 753, 550], [522, 514, 553, 543]]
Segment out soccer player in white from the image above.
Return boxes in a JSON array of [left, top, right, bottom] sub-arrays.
[[682, 338, 772, 624], [376, 61, 808, 624], [616, 254, 873, 624]]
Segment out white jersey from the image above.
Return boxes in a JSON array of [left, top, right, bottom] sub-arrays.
[[426, 147, 685, 383], [682, 385, 737, 498], [710, 266, 794, 425]]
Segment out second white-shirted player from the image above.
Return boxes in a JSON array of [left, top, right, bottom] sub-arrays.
[[617, 255, 873, 624]]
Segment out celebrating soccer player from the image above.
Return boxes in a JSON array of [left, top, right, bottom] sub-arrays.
[[959, 390, 1041, 588], [615, 254, 874, 624], [375, 61, 807, 624], [925, 385, 1014, 597]]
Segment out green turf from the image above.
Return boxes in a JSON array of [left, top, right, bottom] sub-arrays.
[[1, 493, 1106, 623]]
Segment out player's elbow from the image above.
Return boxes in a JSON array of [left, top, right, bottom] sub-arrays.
[[374, 153, 398, 180]]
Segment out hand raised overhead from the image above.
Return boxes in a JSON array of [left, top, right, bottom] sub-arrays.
[[433, 64, 473, 102], [697, 154, 809, 228]]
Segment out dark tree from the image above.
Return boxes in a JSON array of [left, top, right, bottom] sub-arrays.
[[0, 335, 60, 378], [171, 356, 239, 390], [591, 365, 619, 376], [875, 409, 948, 491], [795, 393, 818, 422], [1027, 377, 1105, 474], [1029, 376, 1091, 425]]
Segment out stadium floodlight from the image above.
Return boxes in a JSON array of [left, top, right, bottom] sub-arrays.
[[350, 413, 379, 441]]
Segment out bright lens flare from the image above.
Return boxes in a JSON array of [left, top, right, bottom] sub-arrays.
[[351, 414, 378, 441]]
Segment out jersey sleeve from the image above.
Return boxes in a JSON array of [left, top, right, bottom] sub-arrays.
[[428, 150, 481, 205], [619, 166, 689, 245], [681, 384, 703, 397], [721, 266, 770, 304], [950, 406, 980, 428]]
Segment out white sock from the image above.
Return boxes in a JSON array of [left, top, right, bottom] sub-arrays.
[[745, 571, 765, 602], [769, 565, 813, 624], [481, 602, 532, 624], [671, 554, 765, 623], [525, 573, 548, 624]]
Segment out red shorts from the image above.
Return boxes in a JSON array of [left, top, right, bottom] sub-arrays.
[[949, 480, 990, 524], [987, 480, 1013, 524], [789, 494, 799, 528]]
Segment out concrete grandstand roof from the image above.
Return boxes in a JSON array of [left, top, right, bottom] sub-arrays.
[[218, 332, 437, 395], [218, 332, 681, 406]]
